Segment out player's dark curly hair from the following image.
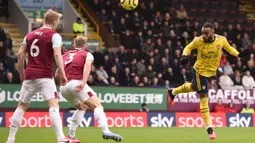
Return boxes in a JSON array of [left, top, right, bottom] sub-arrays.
[[202, 22, 214, 29]]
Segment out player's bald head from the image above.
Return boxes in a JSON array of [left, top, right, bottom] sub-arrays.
[[74, 36, 87, 49], [44, 9, 62, 25]]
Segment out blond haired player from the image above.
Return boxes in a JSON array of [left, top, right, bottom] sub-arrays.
[[6, 9, 74, 143], [57, 36, 123, 142], [167, 22, 250, 140]]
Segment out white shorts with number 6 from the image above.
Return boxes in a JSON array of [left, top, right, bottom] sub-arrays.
[[60, 80, 96, 106], [19, 78, 58, 103]]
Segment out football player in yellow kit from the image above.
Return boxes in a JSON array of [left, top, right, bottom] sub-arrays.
[[167, 22, 250, 140]]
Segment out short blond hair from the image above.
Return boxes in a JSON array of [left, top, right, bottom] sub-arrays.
[[44, 9, 62, 25], [74, 36, 87, 48]]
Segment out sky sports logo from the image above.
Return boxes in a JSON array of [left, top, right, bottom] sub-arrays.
[[227, 113, 253, 127], [64, 113, 94, 127], [148, 113, 176, 127], [176, 113, 226, 127]]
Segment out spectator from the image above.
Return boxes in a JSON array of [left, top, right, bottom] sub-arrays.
[[225, 103, 237, 113], [99, 9, 108, 21], [163, 67, 174, 84], [208, 78, 218, 90], [232, 70, 243, 89], [242, 71, 255, 89], [129, 58, 138, 77], [109, 77, 118, 86], [121, 30, 134, 50], [95, 66, 109, 85], [144, 65, 154, 81], [241, 103, 254, 113], [3, 49, 15, 71], [244, 60, 255, 78], [5, 33, 12, 50], [72, 17, 84, 36], [119, 67, 131, 86], [109, 66, 119, 82], [151, 77, 159, 88], [137, 59, 146, 76], [3, 72, 16, 84], [160, 21, 170, 37], [87, 75, 96, 86], [180, 31, 190, 47], [93, 47, 103, 67], [0, 62, 6, 83], [142, 38, 154, 54], [176, 4, 188, 22], [130, 76, 140, 87], [223, 61, 233, 75], [140, 103, 149, 112], [156, 57, 168, 74], [134, 31, 144, 51], [142, 76, 150, 87], [214, 99, 226, 112], [154, 38, 163, 50], [219, 72, 234, 89], [102, 55, 111, 74], [0, 27, 6, 60], [157, 73, 165, 86], [117, 46, 128, 63], [133, 12, 141, 31], [117, 17, 127, 35], [165, 80, 170, 88], [242, 33, 252, 49], [226, 24, 235, 42], [128, 49, 139, 62], [112, 56, 123, 74]]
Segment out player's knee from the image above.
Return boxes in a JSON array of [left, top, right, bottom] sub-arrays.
[[75, 103, 88, 111], [199, 93, 208, 98], [17, 101, 29, 112], [46, 98, 59, 108], [190, 84, 196, 91]]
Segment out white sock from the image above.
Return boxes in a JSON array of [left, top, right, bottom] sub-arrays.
[[94, 107, 109, 132], [68, 110, 85, 138], [7, 108, 25, 141], [49, 107, 65, 140], [205, 125, 211, 129]]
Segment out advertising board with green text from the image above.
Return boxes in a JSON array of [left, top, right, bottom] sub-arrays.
[[0, 84, 167, 110]]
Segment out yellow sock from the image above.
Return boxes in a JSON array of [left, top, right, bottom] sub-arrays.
[[172, 83, 195, 95], [200, 97, 210, 126]]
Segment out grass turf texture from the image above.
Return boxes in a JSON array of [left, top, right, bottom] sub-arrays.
[[0, 127, 255, 143]]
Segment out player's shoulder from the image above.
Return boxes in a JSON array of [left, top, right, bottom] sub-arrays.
[[215, 34, 227, 40], [192, 36, 203, 43]]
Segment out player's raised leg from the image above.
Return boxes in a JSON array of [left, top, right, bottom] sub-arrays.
[[167, 82, 195, 105]]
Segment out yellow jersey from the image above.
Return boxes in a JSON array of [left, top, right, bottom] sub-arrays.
[[182, 34, 239, 77]]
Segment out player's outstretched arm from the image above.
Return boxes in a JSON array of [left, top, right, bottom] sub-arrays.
[[17, 43, 27, 83], [223, 38, 239, 57]]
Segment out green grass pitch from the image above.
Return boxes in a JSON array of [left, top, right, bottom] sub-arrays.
[[1, 127, 255, 143]]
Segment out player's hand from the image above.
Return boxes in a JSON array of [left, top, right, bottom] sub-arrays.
[[238, 49, 250, 58], [180, 56, 189, 65], [60, 76, 68, 86], [75, 81, 86, 92]]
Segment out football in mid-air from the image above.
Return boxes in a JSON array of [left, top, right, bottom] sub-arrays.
[[120, 0, 139, 10]]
